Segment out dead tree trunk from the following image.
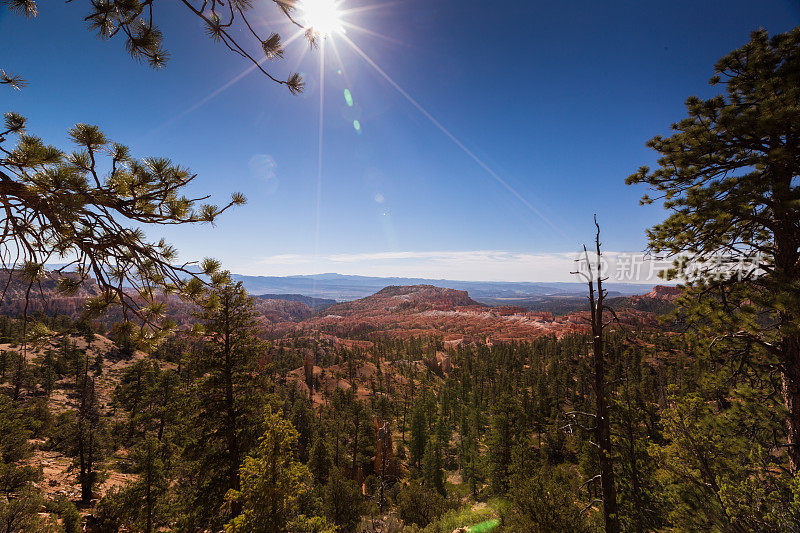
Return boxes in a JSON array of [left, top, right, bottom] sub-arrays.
[[574, 217, 619, 533]]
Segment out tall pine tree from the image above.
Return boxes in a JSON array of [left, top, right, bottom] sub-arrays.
[[628, 27, 800, 472]]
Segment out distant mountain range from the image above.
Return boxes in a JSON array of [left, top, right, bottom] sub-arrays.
[[38, 265, 657, 302], [232, 273, 656, 302]]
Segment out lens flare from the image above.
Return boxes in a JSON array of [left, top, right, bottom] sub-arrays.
[[300, 0, 344, 37]]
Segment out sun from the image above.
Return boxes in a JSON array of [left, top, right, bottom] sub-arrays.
[[299, 0, 344, 38]]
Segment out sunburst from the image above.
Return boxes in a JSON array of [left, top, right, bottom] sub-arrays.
[[299, 0, 344, 38]]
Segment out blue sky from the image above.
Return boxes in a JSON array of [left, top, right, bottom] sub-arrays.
[[2, 0, 798, 281]]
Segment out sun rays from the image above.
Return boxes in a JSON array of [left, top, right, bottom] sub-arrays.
[[300, 0, 345, 37], [153, 0, 560, 242], [333, 33, 564, 237]]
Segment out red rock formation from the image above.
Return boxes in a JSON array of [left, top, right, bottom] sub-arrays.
[[263, 284, 658, 343], [643, 285, 683, 301]]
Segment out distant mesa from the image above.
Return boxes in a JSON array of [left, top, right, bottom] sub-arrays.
[[253, 298, 315, 322], [374, 284, 479, 307], [322, 285, 481, 316], [254, 293, 337, 312], [605, 284, 682, 315], [231, 272, 656, 302], [642, 285, 683, 301]]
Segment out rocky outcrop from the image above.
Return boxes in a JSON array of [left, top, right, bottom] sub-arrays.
[[322, 285, 481, 316], [642, 285, 683, 301]]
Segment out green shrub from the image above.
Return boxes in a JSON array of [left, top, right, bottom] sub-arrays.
[[396, 481, 447, 528]]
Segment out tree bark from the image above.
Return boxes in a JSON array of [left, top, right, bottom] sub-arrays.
[[772, 169, 800, 473], [582, 219, 619, 533], [781, 329, 800, 472], [593, 321, 619, 533]]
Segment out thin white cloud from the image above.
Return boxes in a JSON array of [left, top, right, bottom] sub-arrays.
[[245, 250, 668, 283], [325, 250, 535, 263], [256, 254, 315, 265]]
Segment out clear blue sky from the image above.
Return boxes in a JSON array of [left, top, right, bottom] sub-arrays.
[[2, 0, 798, 281]]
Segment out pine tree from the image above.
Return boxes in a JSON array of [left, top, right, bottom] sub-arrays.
[[487, 395, 517, 495], [309, 430, 331, 485], [627, 27, 800, 472], [458, 409, 482, 498], [422, 437, 446, 496], [348, 398, 374, 478], [126, 436, 172, 533], [323, 468, 365, 532], [36, 349, 57, 398], [613, 347, 664, 532], [54, 370, 108, 505], [114, 359, 158, 440], [292, 397, 313, 463], [225, 408, 332, 532], [409, 402, 427, 470], [0, 395, 40, 496], [182, 278, 268, 527]]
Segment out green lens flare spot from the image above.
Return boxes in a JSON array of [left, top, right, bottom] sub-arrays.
[[468, 519, 500, 532], [353, 120, 361, 131], [344, 88, 354, 107]]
